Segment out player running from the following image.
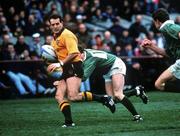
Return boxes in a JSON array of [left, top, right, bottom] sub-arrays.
[[141, 8, 180, 91]]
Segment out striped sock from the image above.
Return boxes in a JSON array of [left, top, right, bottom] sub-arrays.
[[59, 100, 73, 124], [81, 92, 93, 101], [81, 92, 104, 102]]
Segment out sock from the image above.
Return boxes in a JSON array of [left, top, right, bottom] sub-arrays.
[[120, 96, 138, 116], [81, 92, 103, 102], [124, 88, 137, 97], [59, 100, 73, 124]]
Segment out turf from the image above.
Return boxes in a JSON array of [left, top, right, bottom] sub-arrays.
[[0, 91, 180, 136]]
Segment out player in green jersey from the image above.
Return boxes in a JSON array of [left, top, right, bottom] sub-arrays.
[[78, 47, 148, 121], [141, 8, 180, 91]]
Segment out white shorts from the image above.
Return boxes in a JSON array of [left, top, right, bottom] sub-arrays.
[[168, 59, 180, 79], [103, 57, 126, 82]]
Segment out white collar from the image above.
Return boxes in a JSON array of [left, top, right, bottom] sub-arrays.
[[160, 20, 174, 30]]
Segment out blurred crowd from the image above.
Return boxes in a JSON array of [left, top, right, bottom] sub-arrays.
[[0, 0, 179, 98]]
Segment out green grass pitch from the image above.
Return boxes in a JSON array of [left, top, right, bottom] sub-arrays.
[[0, 91, 180, 136]]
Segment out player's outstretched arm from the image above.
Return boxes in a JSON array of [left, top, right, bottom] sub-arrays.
[[141, 39, 168, 57]]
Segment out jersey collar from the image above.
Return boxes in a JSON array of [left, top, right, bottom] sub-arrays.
[[53, 27, 65, 40], [160, 20, 174, 30]]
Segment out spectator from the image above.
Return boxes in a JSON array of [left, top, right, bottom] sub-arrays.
[[6, 6, 16, 28], [1, 34, 12, 52], [0, 16, 11, 37], [63, 13, 77, 33], [20, 49, 31, 60], [24, 14, 40, 36], [76, 5, 87, 22], [19, 11, 26, 30], [91, 8, 103, 23], [91, 34, 103, 50], [2, 43, 19, 60], [109, 17, 125, 42], [112, 44, 126, 57], [117, 0, 132, 21], [1, 43, 49, 96], [14, 27, 24, 37], [145, 0, 160, 15], [119, 29, 133, 47], [76, 23, 92, 48], [29, 1, 43, 23], [129, 15, 149, 49], [39, 19, 51, 36], [45, 0, 63, 17], [102, 30, 115, 51], [9, 14, 22, 33], [14, 35, 30, 56], [66, 2, 78, 21], [129, 15, 149, 39], [90, 0, 101, 16], [132, 0, 144, 15], [44, 35, 53, 45], [101, 5, 116, 21], [29, 33, 44, 59]]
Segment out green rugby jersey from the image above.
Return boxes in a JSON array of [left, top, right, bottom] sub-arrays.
[[160, 20, 180, 60], [82, 49, 116, 81]]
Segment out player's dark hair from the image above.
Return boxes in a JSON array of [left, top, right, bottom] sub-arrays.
[[78, 46, 84, 53], [152, 8, 169, 23], [48, 14, 63, 22]]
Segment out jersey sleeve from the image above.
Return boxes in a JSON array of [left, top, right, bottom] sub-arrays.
[[64, 35, 79, 54]]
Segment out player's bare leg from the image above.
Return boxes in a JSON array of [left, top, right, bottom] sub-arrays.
[[110, 74, 143, 122], [55, 79, 75, 127], [66, 77, 82, 101], [105, 81, 114, 96], [155, 68, 175, 91], [66, 77, 115, 113]]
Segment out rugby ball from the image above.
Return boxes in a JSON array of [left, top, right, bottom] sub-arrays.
[[41, 45, 58, 63]]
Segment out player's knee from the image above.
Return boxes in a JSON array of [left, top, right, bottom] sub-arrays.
[[55, 94, 63, 102], [155, 81, 164, 91], [155, 81, 161, 89], [114, 92, 124, 101], [67, 95, 77, 102]]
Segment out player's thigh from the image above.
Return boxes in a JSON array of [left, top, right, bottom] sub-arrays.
[[66, 76, 82, 98], [105, 81, 114, 96], [156, 68, 174, 84]]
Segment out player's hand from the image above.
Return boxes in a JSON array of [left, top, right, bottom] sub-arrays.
[[53, 81, 59, 86], [47, 63, 61, 73], [141, 39, 152, 48]]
